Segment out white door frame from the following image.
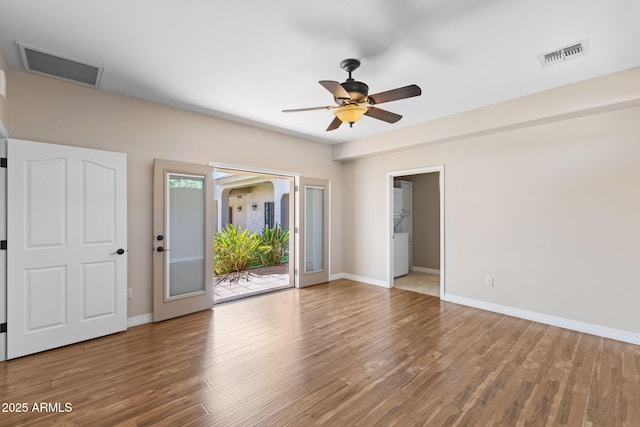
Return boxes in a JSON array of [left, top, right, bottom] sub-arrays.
[[0, 136, 7, 361], [387, 166, 445, 298]]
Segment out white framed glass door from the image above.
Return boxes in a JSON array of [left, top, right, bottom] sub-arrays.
[[152, 160, 215, 322], [297, 177, 329, 287]]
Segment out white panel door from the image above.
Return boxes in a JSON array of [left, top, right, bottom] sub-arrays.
[[7, 139, 127, 359]]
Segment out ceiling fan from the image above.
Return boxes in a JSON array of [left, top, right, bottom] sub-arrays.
[[282, 58, 422, 131]]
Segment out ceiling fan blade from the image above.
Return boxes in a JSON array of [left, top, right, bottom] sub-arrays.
[[282, 106, 333, 113], [319, 80, 351, 100], [368, 84, 422, 105], [326, 116, 342, 131], [364, 106, 402, 123]]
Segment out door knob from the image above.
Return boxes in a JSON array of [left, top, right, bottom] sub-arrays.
[[110, 248, 126, 255], [156, 246, 170, 252]]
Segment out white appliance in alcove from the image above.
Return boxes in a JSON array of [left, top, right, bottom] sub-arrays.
[[393, 180, 412, 277], [393, 233, 409, 277]]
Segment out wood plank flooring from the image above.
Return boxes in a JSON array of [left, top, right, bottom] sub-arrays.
[[1, 279, 639, 426]]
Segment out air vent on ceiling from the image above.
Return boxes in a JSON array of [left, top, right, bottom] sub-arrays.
[[17, 42, 103, 87], [538, 39, 589, 68]]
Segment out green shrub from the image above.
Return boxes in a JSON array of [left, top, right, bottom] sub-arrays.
[[214, 224, 270, 275], [259, 224, 289, 266]]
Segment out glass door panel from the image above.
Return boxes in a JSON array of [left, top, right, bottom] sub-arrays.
[[304, 186, 325, 272], [167, 173, 205, 298], [298, 177, 329, 287]]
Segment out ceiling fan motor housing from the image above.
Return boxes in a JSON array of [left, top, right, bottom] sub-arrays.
[[340, 80, 369, 103]]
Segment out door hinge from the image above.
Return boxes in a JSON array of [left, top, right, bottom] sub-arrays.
[[0, 240, 6, 250], [294, 185, 299, 192], [0, 157, 6, 168], [0, 323, 6, 333], [294, 227, 299, 234]]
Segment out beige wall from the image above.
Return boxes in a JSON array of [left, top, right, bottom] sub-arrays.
[[7, 69, 343, 318], [401, 173, 440, 270], [340, 84, 640, 334], [0, 49, 8, 134]]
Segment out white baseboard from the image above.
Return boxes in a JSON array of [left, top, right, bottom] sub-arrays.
[[442, 294, 640, 346], [127, 313, 152, 328], [410, 266, 440, 275], [329, 273, 345, 281], [340, 273, 390, 288], [0, 333, 6, 362]]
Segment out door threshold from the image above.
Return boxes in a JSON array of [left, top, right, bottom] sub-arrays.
[[214, 284, 293, 304]]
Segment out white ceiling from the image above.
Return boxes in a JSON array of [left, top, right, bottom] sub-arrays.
[[1, 0, 639, 145]]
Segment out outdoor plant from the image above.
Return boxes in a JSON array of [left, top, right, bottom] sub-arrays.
[[214, 224, 270, 275], [259, 224, 289, 266]]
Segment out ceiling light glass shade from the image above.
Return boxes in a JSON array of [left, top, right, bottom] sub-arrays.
[[334, 104, 368, 123]]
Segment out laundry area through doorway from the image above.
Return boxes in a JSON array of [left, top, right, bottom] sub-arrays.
[[391, 168, 443, 298]]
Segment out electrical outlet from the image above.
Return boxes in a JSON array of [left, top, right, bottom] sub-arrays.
[[485, 276, 494, 287], [127, 288, 133, 299]]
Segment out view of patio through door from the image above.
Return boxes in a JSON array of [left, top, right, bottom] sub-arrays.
[[213, 168, 294, 303]]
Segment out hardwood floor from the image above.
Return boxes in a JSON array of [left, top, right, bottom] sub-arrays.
[[1, 279, 639, 426]]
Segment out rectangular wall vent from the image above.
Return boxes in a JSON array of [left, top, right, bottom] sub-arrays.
[[538, 39, 589, 68], [17, 42, 103, 87]]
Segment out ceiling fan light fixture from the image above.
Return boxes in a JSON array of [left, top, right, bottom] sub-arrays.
[[334, 104, 368, 125], [283, 59, 421, 131]]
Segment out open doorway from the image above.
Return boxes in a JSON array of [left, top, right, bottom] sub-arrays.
[[213, 168, 295, 303], [388, 166, 444, 298]]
